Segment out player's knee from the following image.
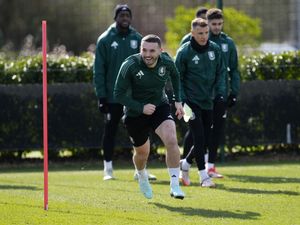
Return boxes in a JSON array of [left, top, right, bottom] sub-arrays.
[[164, 135, 178, 149]]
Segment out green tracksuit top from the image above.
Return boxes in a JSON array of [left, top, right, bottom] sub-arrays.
[[114, 52, 182, 117], [209, 32, 240, 99], [180, 33, 192, 46], [93, 23, 142, 103], [179, 32, 240, 100], [175, 40, 226, 110]]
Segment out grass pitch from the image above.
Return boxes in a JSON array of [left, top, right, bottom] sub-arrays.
[[0, 160, 299, 225]]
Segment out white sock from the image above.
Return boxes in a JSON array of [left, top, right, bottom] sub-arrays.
[[104, 160, 112, 171], [205, 153, 208, 163], [199, 169, 209, 182], [181, 159, 191, 171], [168, 167, 180, 186], [137, 168, 148, 180], [207, 162, 214, 170]]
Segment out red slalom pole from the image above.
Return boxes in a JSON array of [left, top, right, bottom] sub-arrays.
[[42, 20, 48, 211]]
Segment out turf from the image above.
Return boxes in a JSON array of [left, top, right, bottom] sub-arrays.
[[0, 160, 299, 225]]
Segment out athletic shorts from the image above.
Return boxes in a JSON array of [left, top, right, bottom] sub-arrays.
[[124, 104, 174, 147]]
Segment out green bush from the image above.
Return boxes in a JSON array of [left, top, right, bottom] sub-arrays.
[[165, 5, 261, 54], [240, 51, 300, 81], [0, 53, 94, 84]]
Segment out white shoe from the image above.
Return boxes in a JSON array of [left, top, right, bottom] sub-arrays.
[[170, 185, 185, 200], [179, 160, 190, 186], [134, 172, 157, 181], [201, 177, 216, 188], [103, 169, 114, 181], [138, 177, 153, 199]]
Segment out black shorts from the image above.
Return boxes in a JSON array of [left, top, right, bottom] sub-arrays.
[[124, 104, 174, 147]]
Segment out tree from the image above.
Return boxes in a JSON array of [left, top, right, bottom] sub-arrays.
[[165, 5, 262, 55]]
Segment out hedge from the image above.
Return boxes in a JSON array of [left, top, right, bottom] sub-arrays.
[[240, 51, 300, 81], [0, 81, 299, 158], [0, 53, 94, 84]]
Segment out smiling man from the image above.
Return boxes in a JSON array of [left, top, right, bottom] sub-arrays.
[[93, 4, 156, 181], [114, 34, 185, 200]]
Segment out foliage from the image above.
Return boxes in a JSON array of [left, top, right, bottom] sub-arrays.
[[0, 53, 94, 84], [165, 5, 261, 55], [240, 50, 300, 81], [223, 7, 261, 47]]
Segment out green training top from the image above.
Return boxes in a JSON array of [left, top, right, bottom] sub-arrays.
[[180, 32, 240, 99], [93, 23, 142, 103], [175, 40, 226, 110], [179, 33, 192, 46], [209, 32, 240, 98], [114, 52, 182, 117]]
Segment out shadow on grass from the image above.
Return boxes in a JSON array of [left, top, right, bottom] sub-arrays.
[[153, 180, 299, 196], [151, 202, 260, 219], [226, 174, 300, 184], [216, 184, 299, 196], [0, 184, 41, 190], [153, 180, 200, 187]]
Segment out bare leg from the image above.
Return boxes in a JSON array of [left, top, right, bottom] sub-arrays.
[[132, 139, 150, 170], [132, 139, 153, 199], [155, 119, 184, 199], [155, 120, 180, 168]]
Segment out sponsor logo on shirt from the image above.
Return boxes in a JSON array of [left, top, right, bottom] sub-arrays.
[[158, 66, 166, 76], [136, 70, 144, 79], [130, 40, 138, 49], [192, 55, 200, 64], [111, 41, 118, 49], [221, 43, 228, 52], [208, 51, 215, 60]]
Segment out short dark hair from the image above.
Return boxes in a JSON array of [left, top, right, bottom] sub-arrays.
[[142, 34, 161, 48], [191, 18, 208, 30], [206, 8, 223, 21], [195, 7, 208, 19]]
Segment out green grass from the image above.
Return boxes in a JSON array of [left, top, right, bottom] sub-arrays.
[[0, 160, 299, 225]]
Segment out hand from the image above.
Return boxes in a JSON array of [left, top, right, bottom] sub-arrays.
[[175, 102, 184, 120], [227, 94, 237, 108], [214, 95, 226, 113], [143, 103, 156, 115], [214, 94, 224, 104], [98, 98, 109, 114]]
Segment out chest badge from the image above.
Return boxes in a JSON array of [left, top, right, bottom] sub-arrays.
[[208, 51, 215, 60], [158, 66, 166, 76], [221, 43, 228, 52], [130, 40, 138, 49]]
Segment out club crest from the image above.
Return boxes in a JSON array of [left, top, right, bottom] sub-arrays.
[[208, 51, 215, 60], [221, 43, 228, 52], [130, 40, 138, 49], [158, 66, 166, 76]]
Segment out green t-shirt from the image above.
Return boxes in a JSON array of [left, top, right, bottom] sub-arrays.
[[114, 52, 182, 117]]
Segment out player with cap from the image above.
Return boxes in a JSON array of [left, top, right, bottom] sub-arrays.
[[93, 4, 157, 181]]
